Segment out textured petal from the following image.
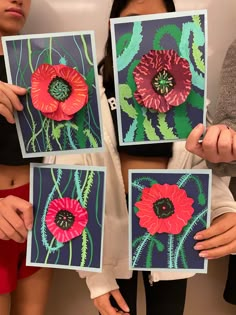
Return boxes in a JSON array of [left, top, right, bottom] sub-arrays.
[[31, 64, 59, 113], [133, 49, 192, 112], [55, 65, 89, 115], [45, 197, 88, 243], [41, 106, 73, 121]]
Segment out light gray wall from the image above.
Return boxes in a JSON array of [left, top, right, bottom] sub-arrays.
[[23, 1, 236, 314]]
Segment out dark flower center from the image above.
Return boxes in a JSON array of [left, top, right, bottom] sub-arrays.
[[152, 70, 175, 96], [48, 76, 72, 102], [54, 210, 75, 230], [153, 198, 175, 219]]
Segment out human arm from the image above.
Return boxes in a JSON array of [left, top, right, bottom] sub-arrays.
[[186, 40, 236, 175]]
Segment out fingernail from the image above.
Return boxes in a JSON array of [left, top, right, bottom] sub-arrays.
[[194, 244, 203, 250], [27, 224, 33, 230], [199, 252, 208, 258], [123, 305, 130, 312], [194, 234, 203, 240]]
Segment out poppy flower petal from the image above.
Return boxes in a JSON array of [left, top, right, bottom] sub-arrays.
[[56, 66, 89, 115], [133, 49, 192, 112], [31, 64, 59, 113], [41, 106, 73, 121]]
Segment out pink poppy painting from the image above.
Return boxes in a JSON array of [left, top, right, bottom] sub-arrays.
[[133, 50, 192, 113]]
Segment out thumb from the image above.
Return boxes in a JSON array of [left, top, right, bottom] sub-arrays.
[[20, 203, 34, 230], [111, 289, 130, 313]]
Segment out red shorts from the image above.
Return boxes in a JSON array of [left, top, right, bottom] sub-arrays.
[[0, 183, 40, 294]]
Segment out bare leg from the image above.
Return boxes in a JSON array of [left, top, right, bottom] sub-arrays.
[[0, 294, 10, 315], [10, 268, 53, 315]]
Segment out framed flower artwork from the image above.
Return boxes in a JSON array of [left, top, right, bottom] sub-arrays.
[[110, 10, 207, 145], [26, 164, 106, 271], [2, 31, 104, 157], [129, 169, 211, 273]]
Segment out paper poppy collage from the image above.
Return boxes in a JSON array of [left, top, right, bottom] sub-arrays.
[[2, 31, 103, 157], [27, 164, 106, 271], [110, 10, 207, 145], [129, 170, 211, 273]]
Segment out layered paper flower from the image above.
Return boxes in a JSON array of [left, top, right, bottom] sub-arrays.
[[45, 197, 88, 243], [133, 49, 192, 112], [31, 64, 88, 121], [135, 184, 194, 235]]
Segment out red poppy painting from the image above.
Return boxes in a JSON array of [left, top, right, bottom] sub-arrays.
[[45, 197, 88, 243], [31, 64, 88, 121], [135, 183, 194, 235], [133, 49, 192, 112]]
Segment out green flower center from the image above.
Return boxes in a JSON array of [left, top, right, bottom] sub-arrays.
[[54, 210, 75, 230], [48, 76, 72, 102], [152, 70, 175, 96], [153, 198, 175, 219]]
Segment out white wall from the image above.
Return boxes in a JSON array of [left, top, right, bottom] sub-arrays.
[[23, 1, 236, 314]]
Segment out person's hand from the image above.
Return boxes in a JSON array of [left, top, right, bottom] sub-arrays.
[[93, 289, 130, 315], [0, 195, 33, 243], [194, 212, 236, 259], [186, 123, 236, 163], [0, 81, 27, 123]]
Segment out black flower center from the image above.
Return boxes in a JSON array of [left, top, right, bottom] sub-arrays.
[[48, 76, 72, 101], [153, 198, 175, 219], [152, 70, 175, 96], [54, 210, 75, 230]]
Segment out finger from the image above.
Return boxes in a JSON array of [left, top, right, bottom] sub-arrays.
[[194, 222, 232, 241], [3, 209, 28, 239], [217, 129, 234, 162], [201, 126, 221, 161], [111, 290, 130, 313], [0, 82, 25, 111], [0, 217, 24, 242], [194, 226, 236, 251], [20, 204, 33, 230], [3, 196, 33, 230], [0, 227, 10, 240], [198, 240, 236, 259], [232, 134, 236, 158], [94, 294, 118, 315], [0, 102, 15, 123], [185, 124, 205, 157]]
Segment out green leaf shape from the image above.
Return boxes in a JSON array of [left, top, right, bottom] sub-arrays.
[[143, 110, 160, 141], [173, 103, 192, 139], [153, 24, 182, 52], [119, 84, 137, 119], [117, 32, 132, 56], [51, 123, 64, 140], [157, 113, 178, 140]]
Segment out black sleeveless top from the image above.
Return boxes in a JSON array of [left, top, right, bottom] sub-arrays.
[[0, 55, 42, 165], [105, 85, 173, 157]]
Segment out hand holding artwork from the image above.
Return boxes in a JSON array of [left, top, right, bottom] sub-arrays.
[[194, 212, 236, 259], [0, 81, 27, 123], [0, 195, 33, 243], [186, 123, 236, 163], [93, 289, 130, 315]]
